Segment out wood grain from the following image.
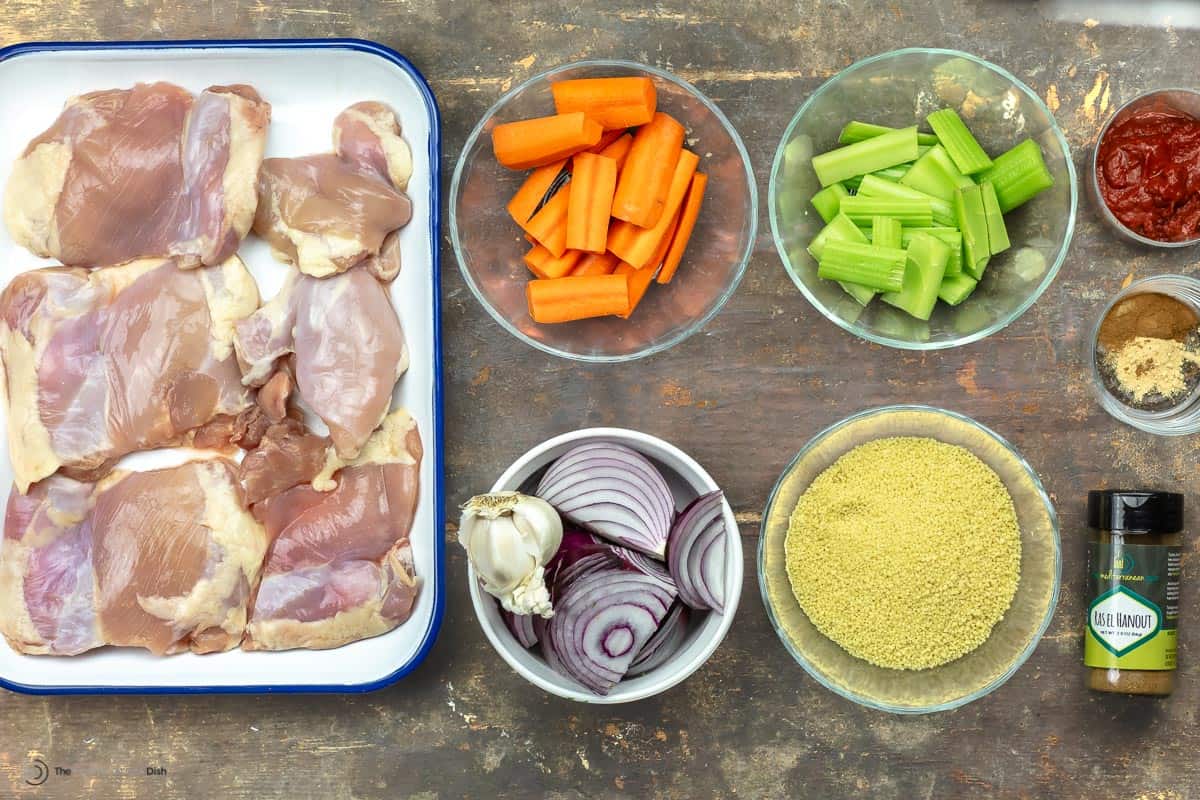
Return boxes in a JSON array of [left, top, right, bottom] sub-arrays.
[[2, 1, 1199, 798]]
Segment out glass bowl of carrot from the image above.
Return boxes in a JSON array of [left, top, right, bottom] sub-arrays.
[[450, 60, 757, 362], [770, 48, 1077, 350]]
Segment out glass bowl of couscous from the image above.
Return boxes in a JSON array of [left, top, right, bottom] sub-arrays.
[[758, 404, 1060, 714]]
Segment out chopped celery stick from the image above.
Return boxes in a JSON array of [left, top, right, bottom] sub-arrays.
[[954, 185, 990, 279], [901, 228, 963, 276], [871, 216, 902, 249], [882, 232, 950, 321], [811, 127, 919, 187], [856, 175, 956, 228], [817, 240, 906, 292], [778, 188, 809, 226], [808, 212, 867, 260], [838, 121, 940, 147], [980, 182, 1011, 255], [899, 144, 973, 201], [846, 164, 911, 191], [976, 139, 1053, 213], [938, 273, 978, 306], [926, 108, 993, 175], [783, 136, 813, 178], [810, 183, 849, 223], [840, 196, 933, 227], [839, 280, 877, 306]]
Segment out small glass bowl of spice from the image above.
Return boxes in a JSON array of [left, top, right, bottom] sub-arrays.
[[1091, 88, 1200, 247], [1091, 275, 1200, 435]]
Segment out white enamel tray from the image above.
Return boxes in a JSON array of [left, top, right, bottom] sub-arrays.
[[0, 39, 444, 694]]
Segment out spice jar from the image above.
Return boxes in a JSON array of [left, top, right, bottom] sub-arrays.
[[1085, 490, 1183, 696]]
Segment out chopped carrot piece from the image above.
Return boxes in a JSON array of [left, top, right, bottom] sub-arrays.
[[524, 243, 552, 271], [552, 77, 657, 130], [508, 160, 567, 230], [570, 251, 619, 276], [607, 150, 699, 269], [611, 112, 685, 228], [536, 249, 584, 279], [525, 188, 570, 257], [527, 274, 631, 323], [596, 133, 634, 171], [657, 172, 707, 284], [586, 128, 628, 154], [613, 260, 655, 319], [566, 153, 618, 254], [492, 112, 603, 170]]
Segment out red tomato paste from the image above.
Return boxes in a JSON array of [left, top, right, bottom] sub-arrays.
[[1097, 105, 1200, 242]]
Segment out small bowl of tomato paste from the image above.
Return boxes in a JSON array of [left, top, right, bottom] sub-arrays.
[[1092, 88, 1200, 247]]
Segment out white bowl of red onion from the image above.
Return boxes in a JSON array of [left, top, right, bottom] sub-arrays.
[[466, 428, 742, 703]]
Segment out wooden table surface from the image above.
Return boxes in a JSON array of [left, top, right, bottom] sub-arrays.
[[1, 1, 1198, 798]]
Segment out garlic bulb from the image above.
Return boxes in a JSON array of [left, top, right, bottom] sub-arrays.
[[459, 491, 563, 618]]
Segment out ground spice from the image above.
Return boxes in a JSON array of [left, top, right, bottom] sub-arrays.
[[1096, 293, 1200, 411], [784, 437, 1021, 671]]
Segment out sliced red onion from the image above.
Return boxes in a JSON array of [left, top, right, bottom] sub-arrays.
[[537, 443, 674, 558], [667, 491, 728, 613], [627, 603, 690, 677], [598, 535, 677, 596], [547, 568, 675, 695], [546, 530, 622, 601], [502, 609, 539, 648]]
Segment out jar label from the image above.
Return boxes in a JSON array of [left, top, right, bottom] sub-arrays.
[[1085, 542, 1180, 670]]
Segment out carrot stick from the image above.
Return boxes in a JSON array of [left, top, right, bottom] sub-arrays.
[[525, 187, 570, 257], [492, 112, 603, 170], [552, 77, 657, 130], [527, 274, 631, 323], [611, 112, 685, 228], [524, 243, 551, 271], [566, 153, 617, 254], [613, 261, 655, 319], [508, 160, 567, 230], [570, 251, 619, 276], [536, 249, 583, 279], [596, 133, 633, 171], [607, 149, 699, 269], [587, 129, 628, 154], [657, 172, 707, 284]]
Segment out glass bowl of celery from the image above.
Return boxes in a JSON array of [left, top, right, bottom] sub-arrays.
[[769, 48, 1077, 349]]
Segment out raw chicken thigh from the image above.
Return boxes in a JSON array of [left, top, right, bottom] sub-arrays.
[[254, 102, 413, 279], [0, 459, 268, 656], [0, 256, 259, 492], [4, 82, 270, 268], [243, 409, 422, 651], [233, 267, 408, 459]]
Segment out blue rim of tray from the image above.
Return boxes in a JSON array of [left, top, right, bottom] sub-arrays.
[[0, 37, 445, 696]]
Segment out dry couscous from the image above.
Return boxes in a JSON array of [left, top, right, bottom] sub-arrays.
[[785, 436, 1021, 670]]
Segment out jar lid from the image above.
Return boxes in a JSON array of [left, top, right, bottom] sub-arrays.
[[1088, 490, 1184, 533]]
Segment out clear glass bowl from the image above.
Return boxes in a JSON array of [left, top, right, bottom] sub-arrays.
[[450, 60, 757, 362], [1089, 275, 1200, 435], [769, 48, 1078, 350], [758, 405, 1061, 714]]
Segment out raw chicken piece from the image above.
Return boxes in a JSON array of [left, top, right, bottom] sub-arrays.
[[0, 256, 259, 492], [0, 459, 268, 656], [4, 82, 270, 269], [254, 102, 413, 279], [243, 409, 423, 651], [234, 267, 408, 459], [239, 419, 330, 505]]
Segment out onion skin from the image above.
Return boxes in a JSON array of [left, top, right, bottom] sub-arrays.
[[536, 443, 674, 558], [666, 491, 728, 613]]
